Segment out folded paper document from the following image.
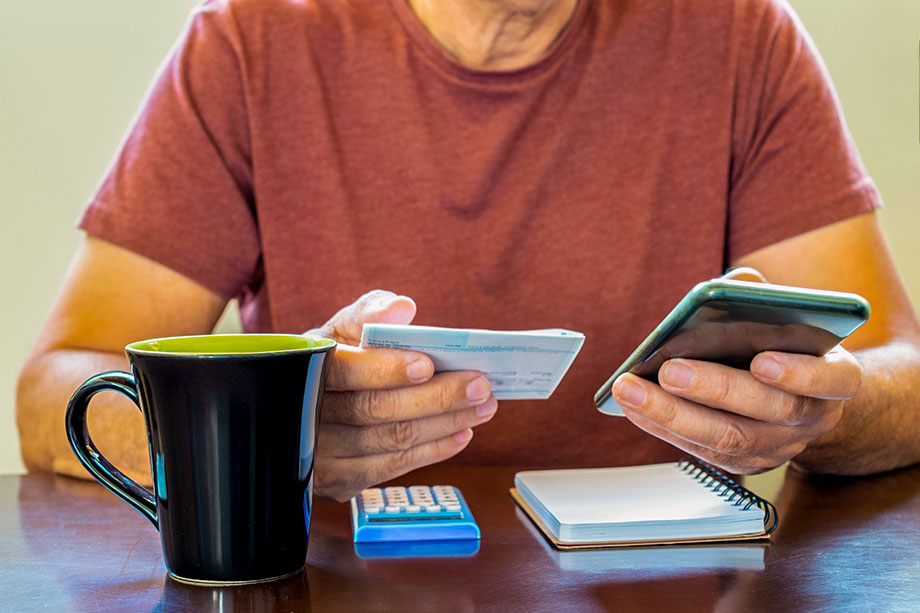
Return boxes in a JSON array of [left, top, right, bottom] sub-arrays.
[[360, 324, 585, 400]]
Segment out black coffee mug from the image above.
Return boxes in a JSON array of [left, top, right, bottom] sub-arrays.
[[65, 334, 336, 585]]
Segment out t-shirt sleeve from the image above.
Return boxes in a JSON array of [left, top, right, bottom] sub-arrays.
[[726, 0, 882, 262], [78, 3, 259, 299]]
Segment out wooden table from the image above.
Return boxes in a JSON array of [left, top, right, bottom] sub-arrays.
[[2, 463, 920, 611]]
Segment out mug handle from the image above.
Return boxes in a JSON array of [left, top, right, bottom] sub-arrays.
[[65, 371, 158, 527]]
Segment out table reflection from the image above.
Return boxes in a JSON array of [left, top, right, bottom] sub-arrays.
[[6, 463, 920, 611]]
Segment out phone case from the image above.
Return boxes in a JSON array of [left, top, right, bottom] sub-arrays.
[[595, 279, 870, 416]]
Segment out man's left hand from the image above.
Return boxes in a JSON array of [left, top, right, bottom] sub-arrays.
[[611, 346, 862, 473]]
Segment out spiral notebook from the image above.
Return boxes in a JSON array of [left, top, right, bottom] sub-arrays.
[[511, 457, 778, 549]]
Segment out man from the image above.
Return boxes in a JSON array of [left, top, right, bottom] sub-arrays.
[[16, 0, 920, 502]]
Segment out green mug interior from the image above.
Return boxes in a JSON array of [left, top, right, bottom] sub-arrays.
[[127, 334, 335, 356]]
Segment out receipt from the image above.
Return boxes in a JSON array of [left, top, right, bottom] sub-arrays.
[[360, 324, 585, 400]]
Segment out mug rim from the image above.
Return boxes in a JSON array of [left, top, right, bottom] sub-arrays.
[[126, 333, 336, 357]]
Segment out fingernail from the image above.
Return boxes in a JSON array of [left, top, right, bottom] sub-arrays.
[[614, 377, 647, 408], [375, 292, 397, 309], [476, 397, 498, 418], [407, 359, 432, 382], [455, 429, 473, 444], [466, 376, 491, 403], [661, 361, 694, 389], [755, 356, 783, 381]]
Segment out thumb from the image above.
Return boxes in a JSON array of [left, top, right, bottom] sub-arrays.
[[307, 290, 417, 345], [721, 266, 768, 283]]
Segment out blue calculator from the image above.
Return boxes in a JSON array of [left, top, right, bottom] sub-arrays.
[[350, 485, 481, 543]]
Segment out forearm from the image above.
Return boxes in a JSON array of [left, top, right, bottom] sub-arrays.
[[793, 341, 920, 475], [16, 348, 152, 484]]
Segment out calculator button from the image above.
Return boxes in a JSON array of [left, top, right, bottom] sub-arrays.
[[364, 506, 381, 514], [406, 505, 421, 513], [424, 505, 441, 513], [384, 506, 401, 514], [445, 504, 462, 512]]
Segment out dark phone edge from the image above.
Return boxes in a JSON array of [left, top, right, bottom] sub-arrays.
[[593, 280, 870, 409]]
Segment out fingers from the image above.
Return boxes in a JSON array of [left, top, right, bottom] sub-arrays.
[[306, 289, 499, 502], [720, 267, 768, 283], [308, 290, 417, 345], [614, 372, 824, 473], [324, 344, 435, 391], [616, 372, 802, 457], [750, 347, 862, 400], [651, 352, 858, 425], [612, 351, 855, 473], [316, 430, 476, 502], [618, 398, 802, 474], [324, 371, 494, 425], [654, 359, 806, 426], [322, 396, 498, 456]]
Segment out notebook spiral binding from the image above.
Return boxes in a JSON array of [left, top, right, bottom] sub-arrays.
[[677, 456, 779, 536]]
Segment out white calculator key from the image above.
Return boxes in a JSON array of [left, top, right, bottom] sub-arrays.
[[424, 505, 441, 513], [445, 504, 462, 512], [406, 505, 421, 513], [364, 506, 382, 514], [384, 506, 401, 513]]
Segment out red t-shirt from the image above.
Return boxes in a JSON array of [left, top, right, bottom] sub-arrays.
[[79, 0, 880, 467]]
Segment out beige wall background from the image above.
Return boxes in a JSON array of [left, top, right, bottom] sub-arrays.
[[0, 1, 917, 477]]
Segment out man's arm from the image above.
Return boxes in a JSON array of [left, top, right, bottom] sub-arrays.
[[16, 237, 228, 482], [17, 238, 496, 499], [738, 211, 920, 474], [611, 211, 920, 476]]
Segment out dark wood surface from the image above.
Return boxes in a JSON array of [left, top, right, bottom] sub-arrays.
[[3, 463, 920, 612]]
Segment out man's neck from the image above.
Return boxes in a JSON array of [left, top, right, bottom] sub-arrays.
[[407, 0, 579, 71]]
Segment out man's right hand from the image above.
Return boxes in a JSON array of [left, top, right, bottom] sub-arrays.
[[307, 290, 498, 502]]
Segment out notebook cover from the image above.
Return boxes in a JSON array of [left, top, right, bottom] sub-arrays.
[[510, 488, 770, 550]]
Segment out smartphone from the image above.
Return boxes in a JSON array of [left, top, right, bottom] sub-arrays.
[[595, 279, 870, 416]]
